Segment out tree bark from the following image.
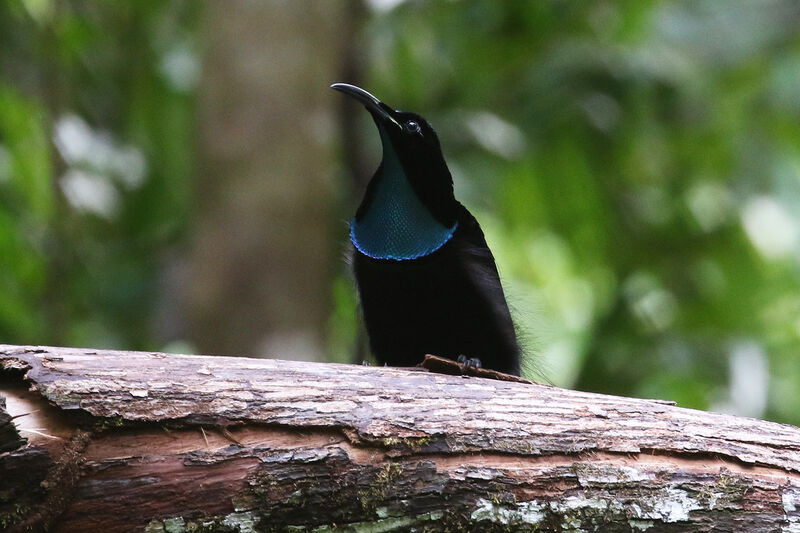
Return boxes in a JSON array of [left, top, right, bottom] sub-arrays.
[[1, 345, 799, 532]]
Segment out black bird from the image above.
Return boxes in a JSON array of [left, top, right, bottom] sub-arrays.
[[332, 83, 521, 376]]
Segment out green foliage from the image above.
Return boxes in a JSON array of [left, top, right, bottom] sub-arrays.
[[0, 1, 197, 349], [0, 85, 52, 341]]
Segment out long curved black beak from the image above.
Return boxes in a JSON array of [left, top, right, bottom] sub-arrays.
[[331, 83, 401, 129]]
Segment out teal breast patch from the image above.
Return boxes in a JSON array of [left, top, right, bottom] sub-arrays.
[[350, 130, 457, 261]]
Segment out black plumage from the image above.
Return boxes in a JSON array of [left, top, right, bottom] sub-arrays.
[[332, 83, 521, 376]]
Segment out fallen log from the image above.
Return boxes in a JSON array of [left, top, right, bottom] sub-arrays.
[[0, 344, 799, 532]]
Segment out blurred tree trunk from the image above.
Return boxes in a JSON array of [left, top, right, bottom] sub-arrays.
[[187, 1, 348, 360]]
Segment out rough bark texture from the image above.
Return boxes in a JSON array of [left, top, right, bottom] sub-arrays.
[[1, 344, 799, 533]]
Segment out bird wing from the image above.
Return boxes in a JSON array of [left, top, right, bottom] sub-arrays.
[[453, 204, 514, 322]]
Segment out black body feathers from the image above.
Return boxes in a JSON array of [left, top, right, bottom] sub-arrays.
[[354, 203, 521, 375]]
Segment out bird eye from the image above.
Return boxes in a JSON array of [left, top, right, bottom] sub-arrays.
[[404, 120, 421, 134]]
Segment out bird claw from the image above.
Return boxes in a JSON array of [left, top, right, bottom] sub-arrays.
[[457, 354, 482, 371]]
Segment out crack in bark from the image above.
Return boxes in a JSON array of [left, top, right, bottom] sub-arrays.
[[10, 430, 91, 533]]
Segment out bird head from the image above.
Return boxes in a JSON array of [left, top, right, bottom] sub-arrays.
[[331, 83, 458, 229]]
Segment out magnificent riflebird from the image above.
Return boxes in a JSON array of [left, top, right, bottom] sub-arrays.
[[332, 83, 521, 376]]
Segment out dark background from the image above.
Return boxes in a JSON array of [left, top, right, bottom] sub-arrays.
[[2, 0, 800, 424]]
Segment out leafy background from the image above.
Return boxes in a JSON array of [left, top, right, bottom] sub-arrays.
[[2, 0, 800, 425]]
